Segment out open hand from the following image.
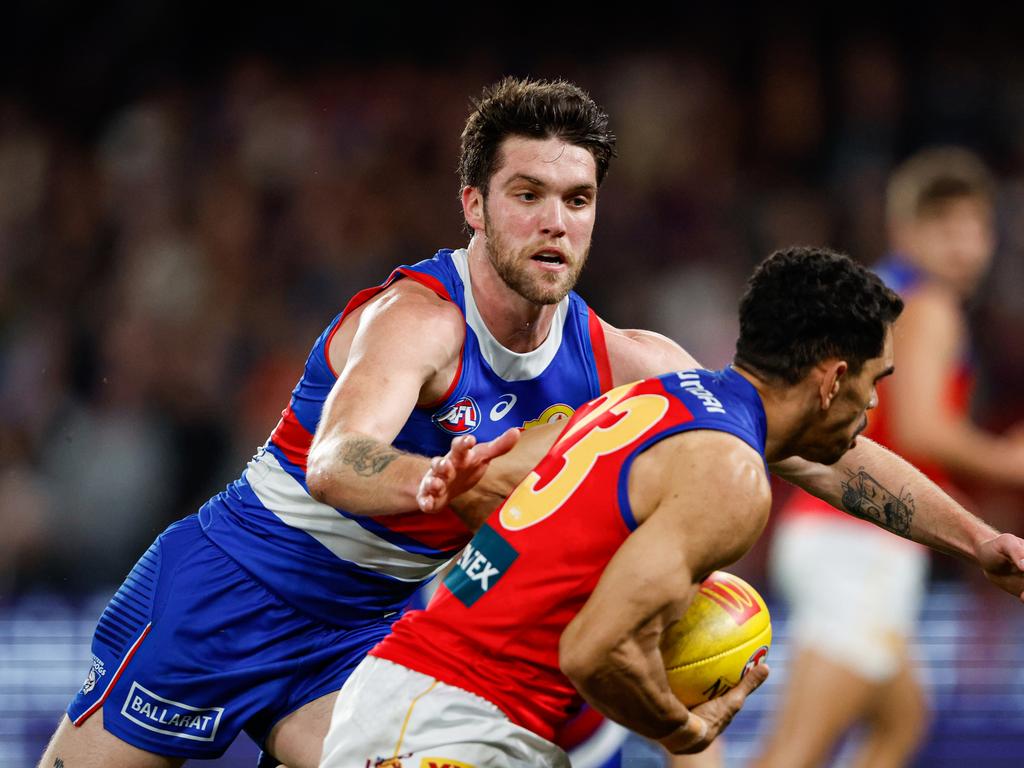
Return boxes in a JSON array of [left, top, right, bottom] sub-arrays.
[[416, 428, 520, 513]]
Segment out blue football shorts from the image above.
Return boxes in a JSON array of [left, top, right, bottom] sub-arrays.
[[66, 514, 397, 759]]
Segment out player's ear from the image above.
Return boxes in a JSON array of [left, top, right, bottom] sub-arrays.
[[818, 360, 848, 409], [462, 186, 486, 233]]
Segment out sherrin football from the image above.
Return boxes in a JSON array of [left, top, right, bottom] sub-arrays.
[[660, 571, 771, 707]]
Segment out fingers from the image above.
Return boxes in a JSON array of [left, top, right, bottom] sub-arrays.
[[416, 476, 440, 512], [737, 662, 770, 695], [713, 662, 769, 720], [418, 429, 521, 515], [684, 663, 770, 749], [417, 457, 455, 513], [475, 427, 521, 461], [448, 435, 478, 468]]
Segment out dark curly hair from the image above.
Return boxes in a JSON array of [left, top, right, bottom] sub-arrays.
[[458, 77, 617, 197], [735, 247, 903, 384]]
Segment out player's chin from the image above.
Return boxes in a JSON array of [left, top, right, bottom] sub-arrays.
[[803, 441, 851, 466]]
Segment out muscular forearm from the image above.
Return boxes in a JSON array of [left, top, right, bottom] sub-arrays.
[[560, 631, 699, 745], [307, 433, 428, 515], [774, 437, 998, 561]]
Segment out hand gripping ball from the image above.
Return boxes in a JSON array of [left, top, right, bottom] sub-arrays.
[[660, 571, 771, 706]]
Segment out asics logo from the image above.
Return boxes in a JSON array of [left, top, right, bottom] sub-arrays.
[[489, 394, 517, 421]]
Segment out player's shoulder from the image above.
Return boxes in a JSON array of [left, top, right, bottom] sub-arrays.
[[631, 428, 770, 524], [598, 318, 700, 386], [365, 278, 465, 334], [328, 275, 466, 371]]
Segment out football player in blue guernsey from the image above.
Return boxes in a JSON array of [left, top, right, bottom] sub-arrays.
[[42, 77, 695, 768], [39, 80, 1024, 768]]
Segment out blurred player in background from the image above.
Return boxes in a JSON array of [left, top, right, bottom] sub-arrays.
[[756, 148, 1024, 768], [320, 247, 1024, 768]]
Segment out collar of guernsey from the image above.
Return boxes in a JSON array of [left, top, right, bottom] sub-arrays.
[[452, 247, 570, 381], [196, 247, 606, 627]]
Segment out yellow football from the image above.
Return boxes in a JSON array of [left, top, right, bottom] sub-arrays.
[[660, 571, 771, 707]]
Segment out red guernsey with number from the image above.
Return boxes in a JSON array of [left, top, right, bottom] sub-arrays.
[[371, 367, 769, 741]]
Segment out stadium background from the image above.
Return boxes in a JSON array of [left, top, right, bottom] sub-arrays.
[[2, 4, 1023, 766]]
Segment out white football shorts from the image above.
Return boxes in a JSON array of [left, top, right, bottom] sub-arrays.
[[320, 655, 570, 768], [770, 514, 928, 681]]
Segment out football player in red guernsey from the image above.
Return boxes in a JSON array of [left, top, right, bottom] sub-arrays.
[[319, 248, 1024, 767]]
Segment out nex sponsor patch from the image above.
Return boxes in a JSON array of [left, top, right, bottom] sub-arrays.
[[120, 681, 224, 742], [432, 396, 480, 435], [444, 524, 518, 607]]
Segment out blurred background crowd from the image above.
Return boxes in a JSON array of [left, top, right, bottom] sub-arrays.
[[2, 4, 1024, 764]]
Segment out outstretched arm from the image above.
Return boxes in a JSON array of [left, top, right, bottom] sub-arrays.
[[306, 281, 465, 516], [772, 438, 1024, 601]]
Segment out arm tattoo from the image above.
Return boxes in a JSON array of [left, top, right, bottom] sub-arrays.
[[54, 760, 65, 768], [339, 437, 401, 477], [840, 468, 915, 537]]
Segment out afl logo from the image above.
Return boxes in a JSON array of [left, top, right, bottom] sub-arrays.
[[433, 397, 480, 435]]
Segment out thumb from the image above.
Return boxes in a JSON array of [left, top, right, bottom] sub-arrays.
[[739, 662, 770, 693], [716, 663, 770, 710]]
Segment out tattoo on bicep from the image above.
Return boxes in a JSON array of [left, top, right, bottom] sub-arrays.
[[340, 437, 401, 477], [54, 759, 65, 768], [840, 468, 915, 537]]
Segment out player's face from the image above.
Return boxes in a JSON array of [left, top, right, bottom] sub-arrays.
[[906, 197, 995, 296], [809, 327, 896, 465], [481, 136, 598, 305]]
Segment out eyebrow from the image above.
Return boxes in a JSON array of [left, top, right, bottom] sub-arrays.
[[505, 174, 597, 195], [876, 365, 895, 381]]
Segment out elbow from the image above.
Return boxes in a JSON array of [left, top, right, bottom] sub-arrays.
[[305, 460, 332, 506], [559, 633, 600, 690], [559, 646, 596, 692], [305, 444, 342, 507]]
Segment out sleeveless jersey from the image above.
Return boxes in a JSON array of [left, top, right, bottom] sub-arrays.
[[781, 255, 974, 522], [198, 248, 611, 625], [373, 367, 768, 740]]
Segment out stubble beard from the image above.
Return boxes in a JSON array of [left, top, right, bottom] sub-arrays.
[[483, 216, 589, 306]]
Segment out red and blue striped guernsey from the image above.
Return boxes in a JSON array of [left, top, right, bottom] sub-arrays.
[[198, 248, 612, 625]]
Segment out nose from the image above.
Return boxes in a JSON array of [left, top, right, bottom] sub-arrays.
[[539, 198, 566, 238]]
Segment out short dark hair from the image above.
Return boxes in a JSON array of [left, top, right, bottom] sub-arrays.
[[887, 146, 995, 224], [458, 77, 617, 196], [735, 247, 903, 384]]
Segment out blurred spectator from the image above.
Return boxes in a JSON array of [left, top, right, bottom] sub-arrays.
[[757, 147, 1022, 768]]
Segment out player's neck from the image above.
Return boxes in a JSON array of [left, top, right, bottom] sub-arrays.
[[466, 244, 559, 353], [732, 364, 817, 463]]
